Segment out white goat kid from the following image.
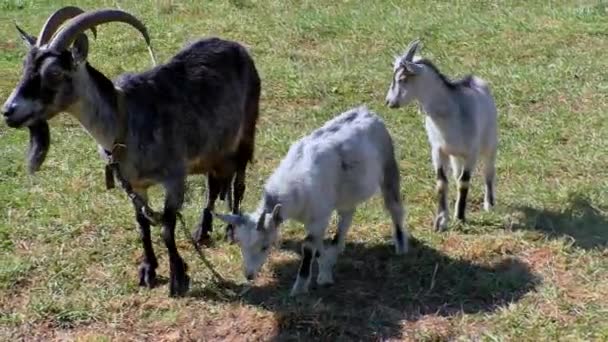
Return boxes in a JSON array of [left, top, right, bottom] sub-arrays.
[[216, 106, 409, 296], [385, 39, 498, 231]]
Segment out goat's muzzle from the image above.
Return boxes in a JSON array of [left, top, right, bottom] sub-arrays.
[[2, 103, 18, 126], [385, 99, 400, 109], [2, 103, 30, 128]]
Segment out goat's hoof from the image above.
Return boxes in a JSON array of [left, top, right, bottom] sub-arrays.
[[191, 227, 213, 247], [395, 241, 408, 255], [454, 215, 466, 225], [433, 215, 448, 232], [169, 260, 190, 297], [289, 287, 308, 297], [483, 202, 494, 212], [290, 279, 309, 297], [316, 273, 334, 287], [138, 262, 157, 288]]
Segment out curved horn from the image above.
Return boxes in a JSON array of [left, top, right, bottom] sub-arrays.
[[49, 9, 157, 65], [36, 6, 97, 46]]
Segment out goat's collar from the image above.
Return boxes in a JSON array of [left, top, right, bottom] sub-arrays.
[[103, 86, 129, 190], [112, 86, 129, 154]]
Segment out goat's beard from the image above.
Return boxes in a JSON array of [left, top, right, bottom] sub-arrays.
[[27, 121, 51, 174]]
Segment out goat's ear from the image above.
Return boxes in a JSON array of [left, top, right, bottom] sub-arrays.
[[71, 33, 89, 64], [256, 212, 267, 232], [271, 204, 282, 225], [404, 61, 424, 75], [214, 212, 244, 227], [403, 38, 421, 62], [15, 23, 35, 48]]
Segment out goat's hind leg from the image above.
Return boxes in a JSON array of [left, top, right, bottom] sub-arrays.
[[133, 189, 158, 288], [381, 155, 409, 253], [317, 210, 354, 286], [482, 149, 496, 211], [192, 174, 222, 245], [453, 155, 476, 223], [163, 178, 190, 297]]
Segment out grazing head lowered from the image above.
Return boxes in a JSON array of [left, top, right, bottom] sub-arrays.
[[2, 7, 153, 172], [216, 107, 408, 296], [215, 204, 282, 280]]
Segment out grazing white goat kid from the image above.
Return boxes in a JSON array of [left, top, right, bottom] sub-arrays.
[[216, 106, 409, 296], [385, 39, 498, 231]]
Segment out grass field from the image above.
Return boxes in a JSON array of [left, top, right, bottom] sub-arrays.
[[1, 0, 608, 340]]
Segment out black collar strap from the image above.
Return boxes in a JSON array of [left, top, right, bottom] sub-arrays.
[[104, 86, 129, 190]]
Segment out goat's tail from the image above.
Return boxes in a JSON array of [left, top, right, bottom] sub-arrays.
[[380, 138, 403, 213]]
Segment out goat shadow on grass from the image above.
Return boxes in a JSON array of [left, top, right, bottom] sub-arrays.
[[508, 193, 608, 250], [193, 238, 539, 341]]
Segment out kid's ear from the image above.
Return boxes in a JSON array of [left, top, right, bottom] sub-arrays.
[[214, 212, 245, 226], [403, 61, 424, 75], [271, 204, 282, 225]]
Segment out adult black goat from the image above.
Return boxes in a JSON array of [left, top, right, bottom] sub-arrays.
[[2, 7, 261, 296]]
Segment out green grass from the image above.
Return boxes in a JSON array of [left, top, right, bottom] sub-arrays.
[[1, 0, 608, 340]]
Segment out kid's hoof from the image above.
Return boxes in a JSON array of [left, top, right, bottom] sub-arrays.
[[316, 272, 335, 287], [290, 278, 310, 297], [433, 214, 448, 232]]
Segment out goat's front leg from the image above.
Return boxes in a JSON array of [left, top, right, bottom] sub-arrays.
[[192, 174, 222, 245], [291, 218, 329, 296], [163, 178, 190, 297], [317, 210, 354, 286], [432, 148, 449, 231], [133, 188, 158, 288]]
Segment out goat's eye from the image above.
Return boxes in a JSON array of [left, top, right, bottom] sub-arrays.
[[261, 246, 269, 252], [43, 68, 63, 84]]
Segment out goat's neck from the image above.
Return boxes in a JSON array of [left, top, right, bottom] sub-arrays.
[[416, 77, 459, 128], [64, 63, 120, 151]]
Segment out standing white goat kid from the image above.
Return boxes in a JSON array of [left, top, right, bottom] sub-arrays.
[[385, 39, 498, 231], [216, 106, 409, 296]]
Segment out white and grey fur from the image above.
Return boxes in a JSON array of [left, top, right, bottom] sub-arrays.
[[385, 39, 498, 231], [216, 106, 409, 296]]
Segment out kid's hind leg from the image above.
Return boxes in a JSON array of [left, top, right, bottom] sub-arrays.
[[192, 174, 222, 245], [381, 152, 409, 252], [317, 210, 354, 286], [482, 149, 497, 211], [453, 155, 477, 222]]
